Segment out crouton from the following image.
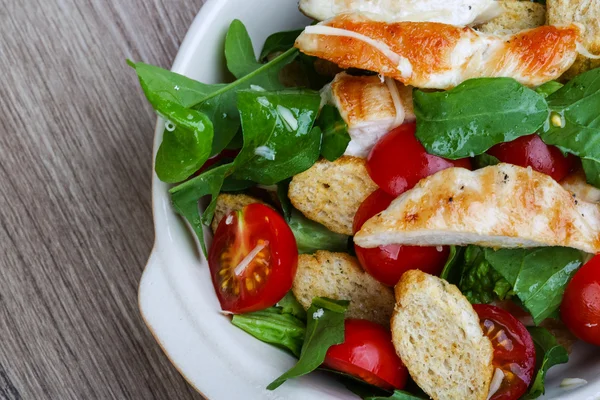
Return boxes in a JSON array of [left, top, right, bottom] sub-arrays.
[[210, 193, 265, 233], [476, 1, 545, 34], [288, 156, 378, 236], [547, 0, 600, 78], [391, 270, 494, 400], [292, 251, 394, 325], [354, 164, 600, 254]]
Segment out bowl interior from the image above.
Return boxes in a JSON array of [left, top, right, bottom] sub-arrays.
[[140, 1, 600, 399]]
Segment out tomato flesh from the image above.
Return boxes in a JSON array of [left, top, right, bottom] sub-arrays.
[[561, 255, 600, 346], [366, 123, 472, 196], [487, 134, 577, 182], [208, 203, 298, 313], [324, 319, 408, 390], [473, 305, 536, 400], [354, 189, 449, 286]]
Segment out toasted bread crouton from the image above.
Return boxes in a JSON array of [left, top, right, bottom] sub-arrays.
[[292, 251, 394, 325], [547, 0, 600, 78], [561, 168, 600, 204], [354, 164, 600, 254], [289, 157, 378, 235], [476, 1, 545, 34], [392, 270, 494, 400], [210, 193, 265, 233]]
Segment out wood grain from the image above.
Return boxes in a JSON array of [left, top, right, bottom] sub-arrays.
[[0, 0, 206, 398]]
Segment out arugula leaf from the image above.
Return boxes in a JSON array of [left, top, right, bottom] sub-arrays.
[[536, 81, 563, 98], [225, 20, 262, 79], [339, 374, 426, 400], [414, 78, 548, 159], [277, 291, 307, 321], [582, 158, 600, 188], [317, 105, 350, 161], [276, 178, 293, 221], [364, 391, 426, 400], [154, 105, 214, 183], [484, 247, 582, 325], [260, 29, 303, 61], [169, 164, 231, 255], [232, 90, 322, 185], [128, 61, 237, 157], [540, 69, 600, 187], [289, 210, 349, 254], [522, 327, 569, 399], [267, 297, 349, 390], [231, 307, 306, 357], [459, 246, 512, 304], [440, 246, 463, 284]]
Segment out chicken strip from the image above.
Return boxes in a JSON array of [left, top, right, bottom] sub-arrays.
[[295, 14, 581, 89], [324, 72, 414, 157], [354, 164, 600, 254], [299, 0, 502, 26]]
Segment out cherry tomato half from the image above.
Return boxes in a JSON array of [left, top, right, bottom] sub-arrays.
[[353, 189, 449, 286], [208, 203, 298, 314], [324, 319, 408, 390], [561, 255, 600, 346], [366, 123, 472, 196], [487, 134, 577, 182], [473, 305, 536, 400]]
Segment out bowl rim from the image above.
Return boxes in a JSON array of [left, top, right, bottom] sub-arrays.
[[137, 1, 600, 399]]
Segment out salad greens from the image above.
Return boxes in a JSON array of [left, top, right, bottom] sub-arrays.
[[225, 20, 265, 79], [485, 247, 582, 325], [414, 78, 549, 159], [277, 291, 307, 321], [457, 246, 512, 304], [414, 69, 600, 187], [441, 246, 582, 325], [232, 307, 306, 357], [232, 89, 321, 184], [267, 298, 349, 390], [523, 327, 569, 399], [317, 104, 351, 161], [260, 29, 303, 62]]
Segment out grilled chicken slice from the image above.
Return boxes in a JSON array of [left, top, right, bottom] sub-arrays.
[[295, 14, 581, 89], [324, 72, 414, 157], [299, 0, 502, 26], [560, 169, 600, 204], [354, 164, 600, 254]]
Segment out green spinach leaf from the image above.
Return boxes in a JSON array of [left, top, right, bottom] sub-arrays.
[[540, 69, 600, 187], [414, 78, 548, 159], [128, 61, 237, 157], [582, 158, 600, 188], [339, 374, 426, 400], [169, 163, 231, 255], [267, 297, 349, 390], [472, 153, 500, 169], [484, 247, 582, 325], [277, 291, 307, 321], [225, 19, 263, 79], [232, 89, 322, 185], [522, 327, 569, 399], [154, 105, 214, 183], [440, 246, 463, 284], [536, 81, 563, 98], [260, 29, 303, 61], [317, 104, 350, 161], [232, 307, 306, 357], [364, 391, 426, 400], [289, 210, 349, 254], [459, 246, 512, 304]]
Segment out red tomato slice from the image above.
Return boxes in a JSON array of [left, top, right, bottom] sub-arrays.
[[324, 319, 408, 390], [366, 123, 472, 196], [208, 203, 298, 313], [473, 305, 536, 400], [561, 255, 600, 346], [353, 189, 449, 286], [487, 134, 577, 181]]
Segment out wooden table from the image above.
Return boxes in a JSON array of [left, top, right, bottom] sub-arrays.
[[1, 1, 206, 398]]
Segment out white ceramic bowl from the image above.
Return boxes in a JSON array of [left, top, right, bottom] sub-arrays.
[[138, 1, 600, 399]]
